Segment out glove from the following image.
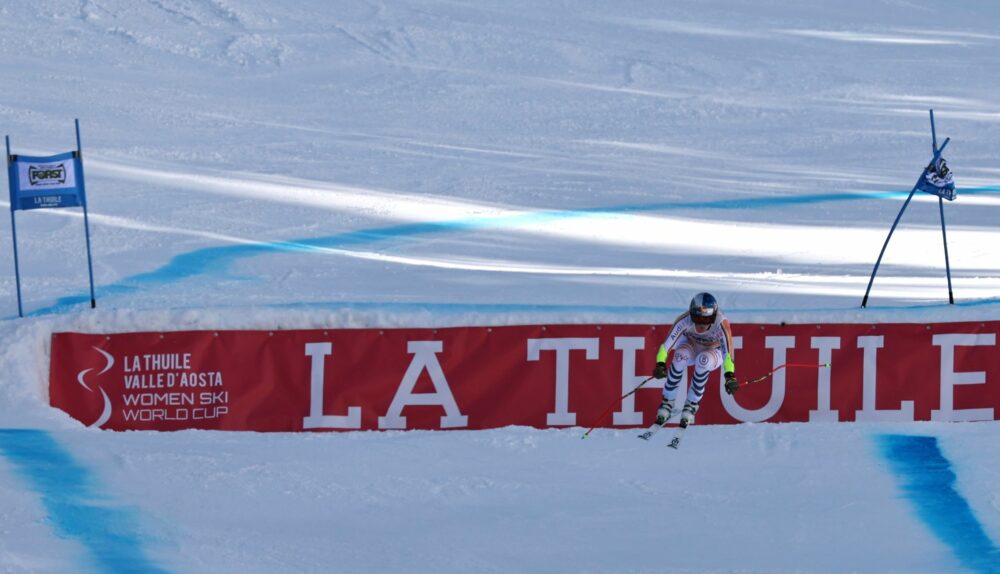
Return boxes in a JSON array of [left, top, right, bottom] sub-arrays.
[[724, 372, 739, 395], [653, 362, 667, 379]]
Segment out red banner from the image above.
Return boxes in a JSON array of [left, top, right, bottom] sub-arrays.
[[49, 322, 1000, 431]]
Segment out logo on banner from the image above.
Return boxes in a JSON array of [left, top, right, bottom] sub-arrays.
[[14, 157, 78, 193], [76, 347, 115, 429], [28, 163, 67, 186]]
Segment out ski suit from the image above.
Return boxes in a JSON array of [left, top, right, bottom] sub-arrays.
[[656, 311, 735, 406]]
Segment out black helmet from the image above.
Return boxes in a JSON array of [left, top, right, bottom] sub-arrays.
[[689, 292, 718, 325]]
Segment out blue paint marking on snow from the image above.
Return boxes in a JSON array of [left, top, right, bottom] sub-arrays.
[[20, 185, 1000, 317], [251, 299, 683, 315], [878, 434, 1000, 574], [24, 296, 1000, 320], [0, 429, 170, 574]]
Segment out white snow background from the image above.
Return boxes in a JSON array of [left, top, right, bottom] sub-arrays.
[[1, 0, 1000, 572]]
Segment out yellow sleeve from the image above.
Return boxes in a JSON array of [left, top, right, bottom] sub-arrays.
[[656, 344, 668, 363], [722, 318, 735, 372]]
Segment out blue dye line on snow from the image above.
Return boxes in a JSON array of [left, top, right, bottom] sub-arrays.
[[221, 299, 684, 315], [26, 296, 1000, 322], [0, 429, 170, 574], [878, 434, 1000, 573], [21, 185, 1000, 318]]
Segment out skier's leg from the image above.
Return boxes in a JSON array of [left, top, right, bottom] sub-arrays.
[[657, 341, 692, 424], [682, 347, 723, 425]]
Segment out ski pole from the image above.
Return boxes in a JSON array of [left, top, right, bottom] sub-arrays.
[[740, 363, 831, 388], [581, 332, 682, 439], [581, 375, 655, 439]]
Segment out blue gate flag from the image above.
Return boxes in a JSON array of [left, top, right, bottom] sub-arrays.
[[7, 151, 86, 211], [6, 119, 96, 318], [916, 155, 956, 201], [862, 109, 956, 308]]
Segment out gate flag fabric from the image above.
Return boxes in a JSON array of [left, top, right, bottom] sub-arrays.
[[49, 321, 1000, 432], [7, 150, 85, 210]]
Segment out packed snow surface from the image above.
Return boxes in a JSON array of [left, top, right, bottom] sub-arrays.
[[1, 1, 999, 572]]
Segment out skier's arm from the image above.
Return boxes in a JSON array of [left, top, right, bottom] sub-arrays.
[[721, 317, 735, 372], [652, 313, 687, 377], [721, 318, 738, 394], [724, 353, 735, 373], [656, 344, 669, 363], [656, 312, 689, 362]]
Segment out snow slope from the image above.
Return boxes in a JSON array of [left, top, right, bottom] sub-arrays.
[[1, 0, 999, 572]]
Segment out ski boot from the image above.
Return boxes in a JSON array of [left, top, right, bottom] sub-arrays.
[[679, 401, 700, 428], [655, 398, 675, 426]]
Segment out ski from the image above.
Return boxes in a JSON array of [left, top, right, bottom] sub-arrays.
[[637, 420, 670, 441], [666, 420, 689, 449]]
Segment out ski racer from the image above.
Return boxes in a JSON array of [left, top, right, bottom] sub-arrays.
[[651, 292, 738, 427]]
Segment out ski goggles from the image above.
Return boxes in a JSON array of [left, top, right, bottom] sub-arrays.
[[691, 314, 715, 326]]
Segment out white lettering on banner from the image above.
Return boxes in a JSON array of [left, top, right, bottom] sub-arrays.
[[178, 372, 223, 387], [527, 338, 599, 426], [855, 336, 914, 422], [120, 390, 228, 422], [121, 406, 228, 422], [378, 341, 468, 429], [615, 337, 689, 425], [722, 336, 794, 422], [123, 393, 195, 407], [931, 333, 996, 422], [34, 196, 63, 207], [199, 391, 227, 405], [808, 337, 841, 422], [612, 337, 650, 425], [123, 353, 192, 372], [123, 372, 224, 389], [116, 348, 228, 425], [302, 343, 361, 430], [124, 373, 170, 389]]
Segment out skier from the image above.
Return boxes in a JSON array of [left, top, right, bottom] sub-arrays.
[[651, 292, 738, 427]]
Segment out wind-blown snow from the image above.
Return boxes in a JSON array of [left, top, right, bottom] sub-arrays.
[[1, 1, 999, 572]]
